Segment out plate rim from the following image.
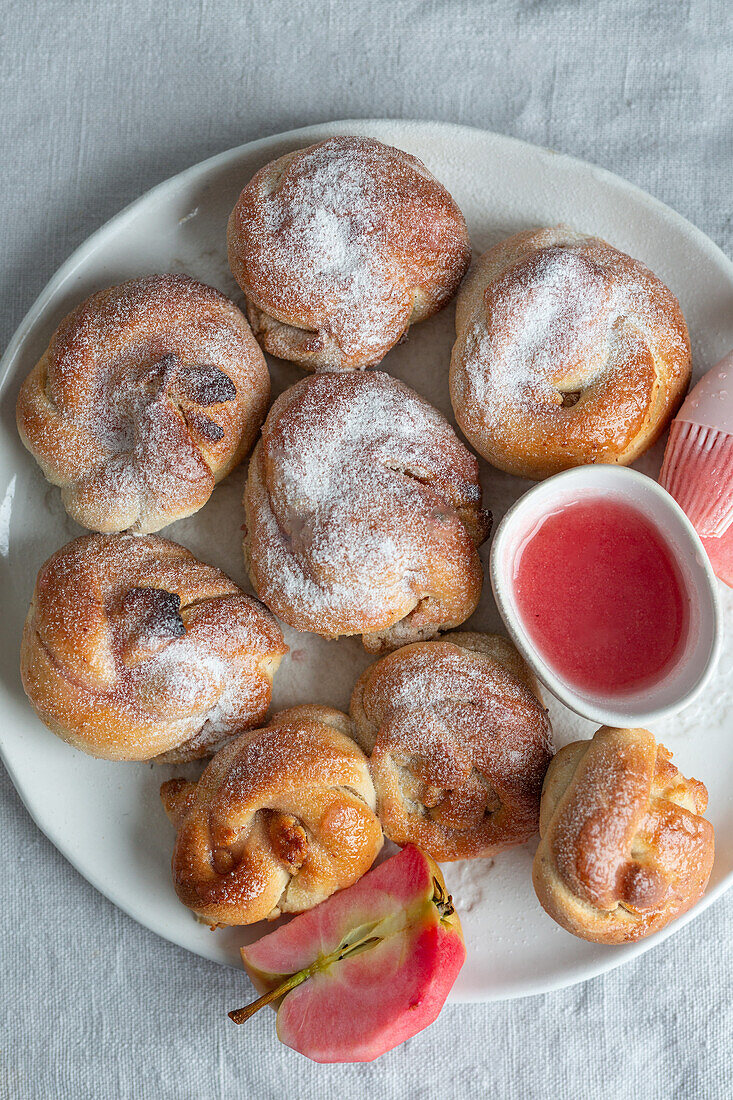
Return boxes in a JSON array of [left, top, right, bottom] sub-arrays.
[[1, 117, 731, 1002]]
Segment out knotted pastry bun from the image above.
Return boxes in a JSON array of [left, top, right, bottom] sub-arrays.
[[160, 705, 383, 925], [350, 633, 553, 860], [243, 370, 490, 653], [450, 226, 691, 480], [227, 136, 471, 371], [16, 274, 270, 533], [533, 727, 714, 944], [20, 534, 287, 762]]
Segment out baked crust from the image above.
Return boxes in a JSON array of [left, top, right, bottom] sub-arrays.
[[242, 370, 490, 652], [532, 726, 714, 943], [20, 533, 287, 761], [350, 632, 553, 859], [16, 274, 270, 533], [160, 704, 383, 925], [227, 136, 471, 371], [450, 226, 691, 479]]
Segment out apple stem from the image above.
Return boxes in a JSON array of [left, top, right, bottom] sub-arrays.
[[229, 920, 395, 1026], [228, 966, 311, 1025], [432, 876, 456, 919]]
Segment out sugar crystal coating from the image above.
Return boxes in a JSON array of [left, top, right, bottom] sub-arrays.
[[16, 274, 270, 533], [450, 226, 691, 479], [243, 370, 490, 651], [20, 533, 287, 761], [350, 633, 552, 860], [228, 136, 471, 370], [161, 704, 383, 925]]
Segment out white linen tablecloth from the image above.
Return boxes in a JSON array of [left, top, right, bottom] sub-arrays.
[[1, 1, 732, 1096]]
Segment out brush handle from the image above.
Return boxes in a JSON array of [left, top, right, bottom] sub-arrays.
[[676, 351, 733, 436]]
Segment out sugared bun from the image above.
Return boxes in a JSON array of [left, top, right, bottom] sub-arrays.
[[227, 136, 471, 371], [450, 226, 691, 480], [350, 633, 552, 860], [160, 705, 383, 926], [20, 534, 287, 762], [243, 370, 490, 653], [533, 727, 714, 944], [16, 274, 270, 533]]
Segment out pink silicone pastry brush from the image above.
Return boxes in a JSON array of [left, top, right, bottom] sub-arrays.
[[700, 529, 733, 588], [660, 350, 733, 586]]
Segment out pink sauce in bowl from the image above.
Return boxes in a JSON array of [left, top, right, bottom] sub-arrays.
[[512, 498, 689, 696], [490, 466, 721, 726]]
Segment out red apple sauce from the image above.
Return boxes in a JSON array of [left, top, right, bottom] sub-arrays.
[[512, 497, 689, 695]]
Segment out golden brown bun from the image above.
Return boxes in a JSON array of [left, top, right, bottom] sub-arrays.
[[243, 371, 490, 653], [532, 726, 714, 944], [160, 704, 383, 925], [20, 533, 287, 761], [227, 136, 471, 371], [350, 632, 553, 860], [16, 274, 270, 533], [450, 226, 691, 480]]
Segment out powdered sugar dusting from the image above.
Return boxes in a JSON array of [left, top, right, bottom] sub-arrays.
[[245, 371, 486, 640], [466, 248, 616, 410], [22, 534, 286, 761], [351, 637, 552, 860], [357, 640, 552, 771], [261, 146, 392, 355], [17, 274, 269, 534], [454, 232, 691, 467], [232, 136, 470, 366], [165, 706, 382, 924], [538, 729, 714, 937]]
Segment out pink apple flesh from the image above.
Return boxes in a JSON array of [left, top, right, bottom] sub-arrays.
[[230, 845, 466, 1063]]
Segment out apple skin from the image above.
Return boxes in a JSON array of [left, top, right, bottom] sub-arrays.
[[238, 845, 466, 1063]]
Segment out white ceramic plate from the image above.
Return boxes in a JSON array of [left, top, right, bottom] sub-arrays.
[[1, 120, 732, 1003]]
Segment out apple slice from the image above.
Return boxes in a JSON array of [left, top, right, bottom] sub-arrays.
[[229, 845, 465, 1062]]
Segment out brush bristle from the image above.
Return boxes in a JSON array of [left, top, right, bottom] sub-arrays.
[[660, 420, 733, 536], [701, 528, 733, 588]]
